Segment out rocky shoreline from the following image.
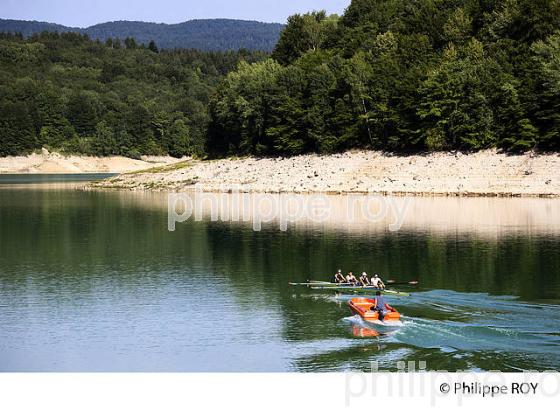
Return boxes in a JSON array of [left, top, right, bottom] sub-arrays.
[[0, 149, 183, 174], [87, 150, 560, 197]]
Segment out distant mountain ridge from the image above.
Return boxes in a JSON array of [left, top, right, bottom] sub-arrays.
[[0, 18, 284, 51]]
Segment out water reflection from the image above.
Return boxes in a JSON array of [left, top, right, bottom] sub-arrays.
[[0, 173, 116, 186], [351, 325, 380, 338], [112, 190, 560, 236], [0, 184, 559, 371]]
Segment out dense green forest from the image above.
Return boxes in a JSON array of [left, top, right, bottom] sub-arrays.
[[1, 0, 560, 159], [0, 19, 284, 51], [0, 31, 266, 157], [207, 0, 560, 155]]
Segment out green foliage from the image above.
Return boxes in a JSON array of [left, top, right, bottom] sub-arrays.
[[66, 91, 101, 137], [531, 31, 560, 149], [272, 11, 334, 65], [92, 120, 118, 156], [148, 40, 159, 53], [418, 41, 497, 150], [207, 59, 284, 154], [0, 101, 36, 155], [0, 31, 266, 157], [3, 0, 560, 158], [501, 119, 539, 151], [166, 119, 191, 158], [208, 0, 560, 156]]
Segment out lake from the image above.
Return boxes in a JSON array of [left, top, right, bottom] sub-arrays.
[[1, 176, 559, 371]]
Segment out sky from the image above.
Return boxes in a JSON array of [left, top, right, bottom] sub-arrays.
[[0, 0, 351, 27]]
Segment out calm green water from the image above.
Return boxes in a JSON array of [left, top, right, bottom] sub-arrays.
[[0, 173, 116, 184], [1, 178, 559, 371]]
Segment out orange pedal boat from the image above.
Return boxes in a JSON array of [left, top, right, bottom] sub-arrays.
[[348, 297, 401, 323]]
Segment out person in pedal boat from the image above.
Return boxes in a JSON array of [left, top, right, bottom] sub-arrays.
[[334, 269, 346, 283], [370, 274, 386, 290], [359, 272, 370, 286], [370, 290, 394, 321], [346, 271, 358, 285]]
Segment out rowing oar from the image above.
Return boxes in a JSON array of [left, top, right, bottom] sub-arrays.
[[289, 280, 333, 286], [289, 281, 331, 286], [386, 280, 419, 285]]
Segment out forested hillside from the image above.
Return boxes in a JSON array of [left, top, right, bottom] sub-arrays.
[[0, 19, 284, 51], [1, 0, 560, 159], [207, 0, 560, 155], [0, 32, 266, 157]]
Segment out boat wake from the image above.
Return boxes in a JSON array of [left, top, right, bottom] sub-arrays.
[[384, 290, 560, 368], [342, 314, 405, 336], [331, 290, 560, 369]]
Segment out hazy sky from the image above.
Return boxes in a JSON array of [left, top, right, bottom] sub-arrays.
[[0, 0, 351, 27]]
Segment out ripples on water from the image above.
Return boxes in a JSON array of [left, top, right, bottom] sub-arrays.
[[0, 181, 559, 371], [289, 291, 560, 372]]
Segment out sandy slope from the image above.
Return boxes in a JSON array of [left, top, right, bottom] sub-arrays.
[[89, 149, 560, 197], [0, 149, 183, 174]]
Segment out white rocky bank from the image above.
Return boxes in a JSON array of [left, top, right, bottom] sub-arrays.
[[0, 148, 182, 174], [90, 149, 560, 197]]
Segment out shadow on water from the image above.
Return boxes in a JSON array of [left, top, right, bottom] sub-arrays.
[[0, 184, 559, 371], [0, 173, 116, 185]]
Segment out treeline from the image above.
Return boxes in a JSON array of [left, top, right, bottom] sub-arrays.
[[0, 31, 266, 157], [207, 0, 560, 155], [0, 19, 284, 51], [2, 0, 560, 160]]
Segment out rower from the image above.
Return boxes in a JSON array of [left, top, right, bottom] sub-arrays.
[[359, 272, 370, 286], [370, 290, 394, 321], [346, 271, 358, 285], [371, 274, 386, 290], [334, 269, 346, 283]]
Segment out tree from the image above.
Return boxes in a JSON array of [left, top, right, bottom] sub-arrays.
[[208, 59, 284, 155], [272, 11, 330, 65], [3, 0, 560, 159], [266, 65, 310, 155], [531, 31, 560, 149], [125, 104, 156, 151], [418, 41, 496, 150], [100, 61, 126, 82], [342, 52, 375, 148], [167, 118, 191, 157], [495, 82, 538, 151], [66, 91, 102, 137], [148, 40, 159, 53], [443, 8, 472, 45], [486, 0, 560, 44], [39, 123, 75, 148], [92, 121, 117, 156], [0, 101, 37, 156], [124, 37, 137, 49], [0, 28, 267, 158], [36, 84, 68, 139]]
